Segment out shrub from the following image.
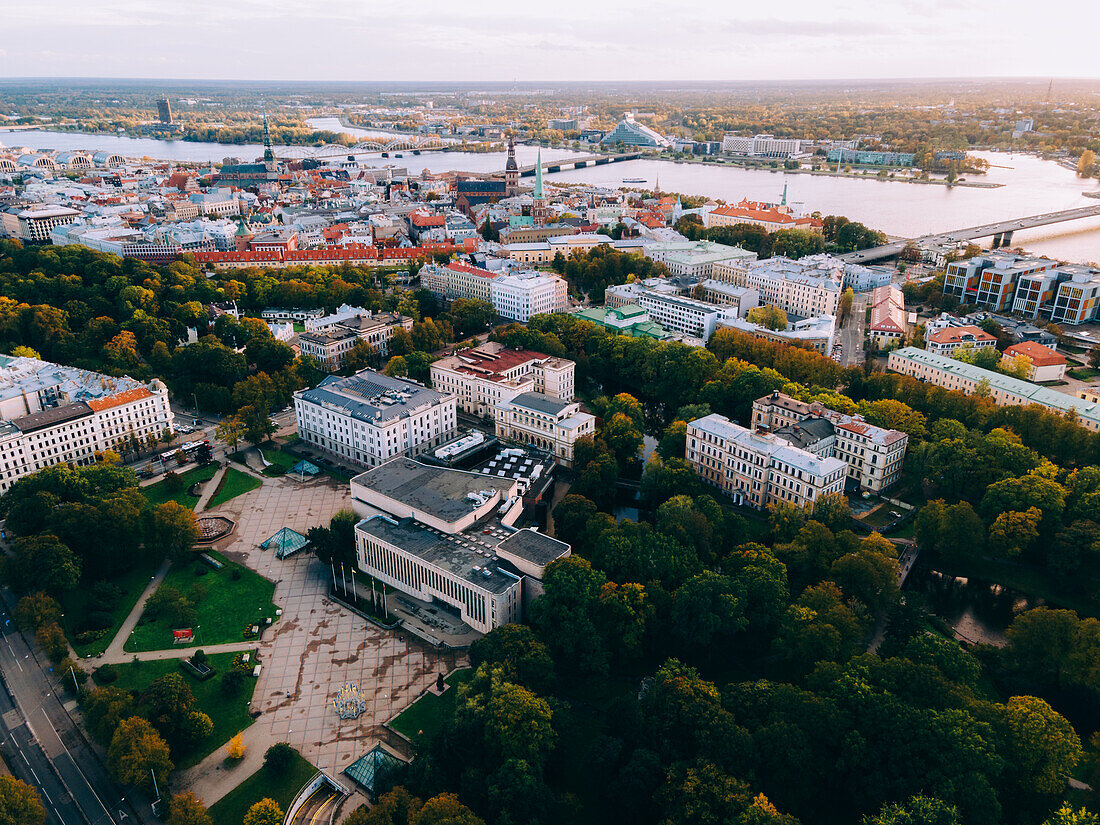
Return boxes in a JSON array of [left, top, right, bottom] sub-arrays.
[[264, 742, 295, 775], [163, 471, 183, 492], [192, 649, 206, 666], [95, 664, 118, 684], [80, 611, 115, 632], [220, 669, 245, 696], [89, 581, 124, 609], [231, 568, 242, 581]]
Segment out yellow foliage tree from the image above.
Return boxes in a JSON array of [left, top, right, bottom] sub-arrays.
[[226, 732, 246, 761]]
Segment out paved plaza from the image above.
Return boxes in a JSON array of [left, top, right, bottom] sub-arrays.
[[174, 473, 461, 805]]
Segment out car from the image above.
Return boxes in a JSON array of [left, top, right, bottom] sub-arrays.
[[137, 469, 153, 479]]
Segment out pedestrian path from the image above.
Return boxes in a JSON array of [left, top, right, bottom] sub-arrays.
[[100, 557, 171, 660], [99, 639, 256, 665]]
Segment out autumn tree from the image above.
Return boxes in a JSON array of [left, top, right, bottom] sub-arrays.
[[107, 717, 173, 793], [0, 775, 46, 825], [146, 501, 199, 561], [165, 792, 213, 825], [243, 799, 284, 825]]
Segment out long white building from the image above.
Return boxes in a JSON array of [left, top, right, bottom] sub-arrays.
[[714, 256, 842, 319], [351, 457, 571, 633], [0, 355, 173, 493], [294, 369, 458, 468], [604, 282, 749, 341], [430, 343, 575, 419], [686, 413, 847, 509]]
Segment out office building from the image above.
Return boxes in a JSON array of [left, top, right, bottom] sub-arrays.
[[686, 414, 847, 509], [750, 391, 909, 493], [643, 240, 758, 279], [294, 369, 458, 468], [352, 457, 571, 633], [298, 310, 413, 370], [157, 98, 173, 124], [942, 253, 1058, 312], [490, 271, 566, 322], [604, 282, 747, 341], [826, 148, 916, 166], [1049, 266, 1100, 325], [721, 134, 803, 158], [887, 347, 1100, 431], [0, 355, 173, 493], [925, 325, 998, 357], [430, 343, 575, 420], [494, 392, 596, 468]]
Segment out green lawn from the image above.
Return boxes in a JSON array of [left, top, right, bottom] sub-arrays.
[[260, 446, 299, 471], [207, 749, 316, 825], [389, 668, 473, 742], [106, 650, 259, 770], [124, 550, 279, 652], [61, 555, 165, 658], [1068, 368, 1100, 380], [142, 463, 220, 510], [204, 468, 263, 511]]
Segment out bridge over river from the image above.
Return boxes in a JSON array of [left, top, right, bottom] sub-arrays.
[[500, 152, 643, 177], [839, 204, 1100, 263]]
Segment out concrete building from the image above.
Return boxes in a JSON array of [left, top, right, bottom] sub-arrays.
[[0, 355, 173, 493], [604, 282, 746, 341], [1049, 266, 1100, 326], [721, 134, 804, 158], [298, 310, 413, 370], [643, 240, 758, 279], [1003, 342, 1067, 382], [294, 369, 458, 468], [351, 457, 570, 633], [429, 343, 575, 420], [750, 391, 909, 493], [686, 414, 847, 509], [489, 271, 565, 322], [925, 325, 998, 357], [717, 256, 842, 319], [494, 392, 596, 468], [886, 347, 1100, 431], [12, 206, 81, 243]]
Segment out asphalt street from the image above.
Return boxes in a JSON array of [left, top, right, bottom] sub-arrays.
[[0, 593, 153, 825]]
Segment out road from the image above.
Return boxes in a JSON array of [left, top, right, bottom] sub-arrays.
[[837, 294, 867, 367], [289, 786, 341, 825], [0, 593, 153, 825]]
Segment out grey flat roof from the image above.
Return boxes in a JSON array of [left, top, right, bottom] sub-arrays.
[[353, 457, 506, 525], [506, 392, 573, 416], [12, 401, 93, 433], [358, 515, 520, 594], [497, 528, 570, 567], [297, 369, 450, 425]]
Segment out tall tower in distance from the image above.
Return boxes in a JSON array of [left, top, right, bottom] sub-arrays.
[[157, 98, 173, 125], [531, 149, 549, 226], [261, 98, 276, 172], [504, 135, 519, 196]]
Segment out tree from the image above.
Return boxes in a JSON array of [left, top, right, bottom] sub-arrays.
[[864, 795, 960, 825], [35, 622, 68, 662], [998, 695, 1082, 796], [9, 534, 80, 594], [414, 793, 484, 825], [165, 792, 213, 825], [671, 571, 747, 656], [215, 416, 245, 455], [243, 799, 284, 825], [469, 624, 555, 693], [264, 742, 295, 775], [226, 731, 246, 760], [384, 355, 408, 377], [107, 717, 173, 793], [146, 501, 199, 561], [14, 592, 61, 632], [987, 507, 1042, 558], [239, 404, 276, 446], [142, 672, 196, 738], [531, 556, 608, 675], [747, 305, 789, 331], [1078, 150, 1097, 177], [839, 287, 855, 321], [84, 686, 137, 743], [0, 775, 46, 825], [603, 412, 643, 466], [1045, 806, 1099, 825]]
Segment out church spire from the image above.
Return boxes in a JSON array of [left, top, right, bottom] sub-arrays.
[[533, 148, 543, 200], [262, 97, 275, 167], [781, 182, 787, 206]]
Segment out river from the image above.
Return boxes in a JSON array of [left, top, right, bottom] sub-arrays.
[[3, 126, 1099, 262]]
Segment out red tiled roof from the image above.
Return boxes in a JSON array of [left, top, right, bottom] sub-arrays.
[[1004, 341, 1066, 367], [927, 325, 996, 345], [86, 387, 153, 411]]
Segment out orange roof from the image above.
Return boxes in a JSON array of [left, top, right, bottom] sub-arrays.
[[927, 325, 996, 345], [87, 388, 153, 412], [1004, 341, 1066, 367]]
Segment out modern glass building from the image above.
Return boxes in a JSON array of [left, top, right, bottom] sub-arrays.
[[600, 113, 670, 148]]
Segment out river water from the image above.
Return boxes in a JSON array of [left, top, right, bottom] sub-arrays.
[[4, 126, 1099, 262]]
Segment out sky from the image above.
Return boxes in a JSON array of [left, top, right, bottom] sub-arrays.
[[1, 0, 1097, 82]]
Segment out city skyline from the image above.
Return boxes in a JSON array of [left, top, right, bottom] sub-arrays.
[[1, 0, 1096, 82]]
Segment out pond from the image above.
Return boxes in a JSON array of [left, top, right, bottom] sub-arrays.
[[907, 568, 1039, 646]]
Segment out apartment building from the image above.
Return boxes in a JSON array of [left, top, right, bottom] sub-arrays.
[[489, 271, 566, 322], [886, 347, 1100, 431], [868, 284, 908, 349], [715, 256, 841, 318], [0, 355, 173, 493], [686, 414, 847, 510], [298, 311, 413, 371], [429, 343, 575, 420], [494, 392, 596, 468], [294, 369, 458, 468], [750, 391, 909, 493], [351, 457, 571, 633]]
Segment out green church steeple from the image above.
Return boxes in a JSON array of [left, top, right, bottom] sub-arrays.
[[533, 149, 543, 200]]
